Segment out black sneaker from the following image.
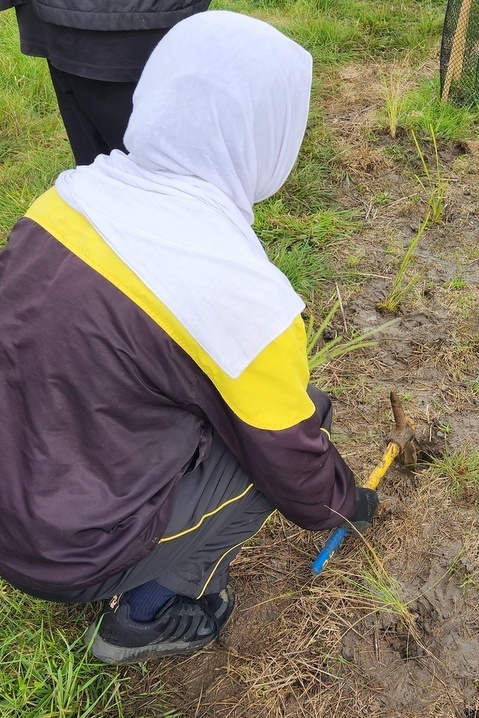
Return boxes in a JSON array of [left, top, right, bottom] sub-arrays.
[[84, 585, 235, 665]]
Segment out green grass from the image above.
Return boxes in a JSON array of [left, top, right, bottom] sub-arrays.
[[255, 198, 360, 297], [377, 61, 477, 142], [406, 80, 479, 138], [0, 12, 72, 246], [212, 0, 444, 63], [0, 586, 127, 717], [424, 448, 479, 504]]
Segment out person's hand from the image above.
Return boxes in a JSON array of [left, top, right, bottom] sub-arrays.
[[342, 487, 379, 534]]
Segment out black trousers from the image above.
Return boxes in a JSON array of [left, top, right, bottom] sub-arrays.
[[48, 63, 137, 165]]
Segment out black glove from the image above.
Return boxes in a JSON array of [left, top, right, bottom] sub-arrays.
[[343, 487, 379, 534]]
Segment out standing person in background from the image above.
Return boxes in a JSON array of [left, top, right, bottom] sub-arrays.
[[0, 0, 210, 164]]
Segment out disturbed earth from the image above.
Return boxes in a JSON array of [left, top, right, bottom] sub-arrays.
[[116, 59, 479, 718]]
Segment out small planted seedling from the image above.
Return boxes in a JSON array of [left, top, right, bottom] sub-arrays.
[[376, 212, 430, 314], [344, 545, 415, 628], [381, 65, 408, 139], [411, 124, 450, 223], [306, 299, 398, 370], [326, 541, 423, 655]]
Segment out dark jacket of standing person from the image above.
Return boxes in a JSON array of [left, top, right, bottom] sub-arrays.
[[29, 0, 211, 30], [1, 0, 211, 163]]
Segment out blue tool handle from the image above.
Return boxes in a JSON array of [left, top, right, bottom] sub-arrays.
[[310, 525, 348, 575]]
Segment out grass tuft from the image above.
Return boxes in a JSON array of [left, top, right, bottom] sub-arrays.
[[423, 448, 479, 505]]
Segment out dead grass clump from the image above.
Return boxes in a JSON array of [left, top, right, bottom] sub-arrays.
[[334, 139, 391, 179]]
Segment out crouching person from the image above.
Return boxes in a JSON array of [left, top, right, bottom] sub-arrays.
[[0, 10, 378, 665]]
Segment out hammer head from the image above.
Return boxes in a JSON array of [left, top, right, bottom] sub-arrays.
[[388, 391, 417, 465]]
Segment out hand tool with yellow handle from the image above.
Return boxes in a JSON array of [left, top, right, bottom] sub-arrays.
[[311, 391, 415, 576]]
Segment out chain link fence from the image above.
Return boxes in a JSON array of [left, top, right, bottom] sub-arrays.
[[440, 0, 479, 103]]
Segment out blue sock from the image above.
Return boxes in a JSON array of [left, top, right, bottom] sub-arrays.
[[126, 580, 175, 622]]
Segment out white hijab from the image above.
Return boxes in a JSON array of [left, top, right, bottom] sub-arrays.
[[56, 10, 312, 378]]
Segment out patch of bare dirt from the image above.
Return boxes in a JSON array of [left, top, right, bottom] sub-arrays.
[[119, 59, 479, 718]]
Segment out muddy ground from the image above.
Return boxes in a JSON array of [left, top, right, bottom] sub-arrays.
[[120, 60, 479, 718]]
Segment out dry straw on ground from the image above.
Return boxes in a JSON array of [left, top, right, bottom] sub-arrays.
[[138, 53, 479, 718]]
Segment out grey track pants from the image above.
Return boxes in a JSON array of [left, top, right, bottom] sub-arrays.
[[19, 432, 274, 604]]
